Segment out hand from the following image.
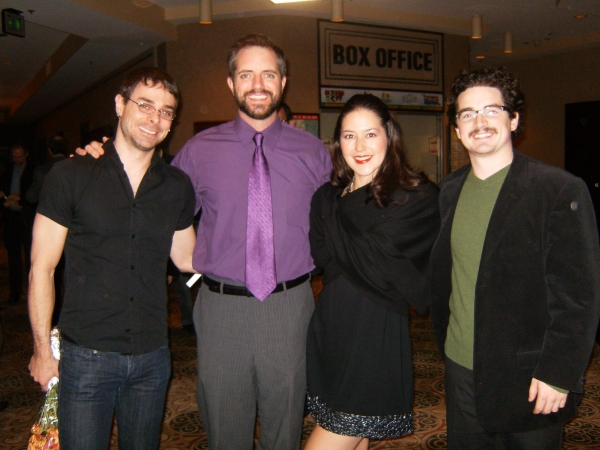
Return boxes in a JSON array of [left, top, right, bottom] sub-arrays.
[[529, 378, 568, 414], [29, 352, 59, 391], [7, 193, 20, 202], [75, 136, 108, 159], [167, 275, 173, 285], [4, 199, 19, 208]]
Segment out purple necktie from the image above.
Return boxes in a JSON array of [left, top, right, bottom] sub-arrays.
[[246, 133, 276, 301]]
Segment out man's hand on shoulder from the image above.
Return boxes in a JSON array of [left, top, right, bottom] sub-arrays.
[[29, 351, 59, 391], [529, 378, 568, 414], [75, 136, 108, 159]]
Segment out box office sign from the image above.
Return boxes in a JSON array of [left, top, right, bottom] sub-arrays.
[[319, 21, 443, 92]]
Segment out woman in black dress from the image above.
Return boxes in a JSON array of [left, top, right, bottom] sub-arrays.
[[305, 94, 440, 449]]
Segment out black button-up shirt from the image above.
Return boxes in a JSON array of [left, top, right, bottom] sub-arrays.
[[38, 140, 195, 354]]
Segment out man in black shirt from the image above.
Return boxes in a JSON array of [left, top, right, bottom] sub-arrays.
[[28, 67, 196, 450]]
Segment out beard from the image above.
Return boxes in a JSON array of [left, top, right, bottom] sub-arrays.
[[234, 87, 282, 120]]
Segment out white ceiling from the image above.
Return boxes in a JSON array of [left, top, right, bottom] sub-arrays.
[[0, 0, 598, 124]]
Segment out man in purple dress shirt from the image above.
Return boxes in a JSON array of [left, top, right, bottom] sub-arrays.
[[172, 34, 331, 449]]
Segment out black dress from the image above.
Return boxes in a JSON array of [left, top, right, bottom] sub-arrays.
[[306, 182, 439, 439]]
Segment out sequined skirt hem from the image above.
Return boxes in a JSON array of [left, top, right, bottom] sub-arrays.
[[306, 392, 413, 439]]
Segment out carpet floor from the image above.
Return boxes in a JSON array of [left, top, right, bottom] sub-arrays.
[[1, 263, 599, 449]]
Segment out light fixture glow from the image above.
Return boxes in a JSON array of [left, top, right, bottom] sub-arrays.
[[475, 55, 485, 59], [270, 0, 320, 3], [574, 14, 587, 19], [503, 31, 513, 54], [199, 0, 212, 24], [472, 14, 482, 39], [331, 0, 343, 22]]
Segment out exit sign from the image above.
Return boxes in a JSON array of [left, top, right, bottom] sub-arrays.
[[2, 9, 25, 38]]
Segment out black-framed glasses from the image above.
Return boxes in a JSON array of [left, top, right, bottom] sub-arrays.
[[456, 105, 507, 123], [124, 97, 176, 121]]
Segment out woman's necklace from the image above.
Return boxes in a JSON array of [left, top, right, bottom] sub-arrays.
[[344, 177, 355, 195]]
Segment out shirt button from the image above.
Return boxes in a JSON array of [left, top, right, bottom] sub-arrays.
[[133, 203, 137, 207], [131, 265, 135, 270], [130, 297, 134, 302], [131, 234, 136, 239], [125, 329, 131, 333]]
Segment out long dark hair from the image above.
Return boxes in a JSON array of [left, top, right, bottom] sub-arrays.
[[331, 94, 431, 208]]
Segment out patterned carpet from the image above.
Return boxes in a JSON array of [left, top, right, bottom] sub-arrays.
[[1, 260, 599, 449]]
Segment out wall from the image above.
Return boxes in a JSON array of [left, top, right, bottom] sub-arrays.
[[34, 54, 155, 155], [167, 17, 471, 158], [504, 45, 600, 168], [35, 16, 471, 162], [166, 16, 323, 154]]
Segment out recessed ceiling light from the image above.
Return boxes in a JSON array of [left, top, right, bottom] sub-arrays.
[[574, 14, 587, 19], [270, 0, 319, 3], [476, 55, 485, 59]]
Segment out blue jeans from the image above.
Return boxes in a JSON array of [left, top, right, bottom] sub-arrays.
[[58, 341, 171, 450]]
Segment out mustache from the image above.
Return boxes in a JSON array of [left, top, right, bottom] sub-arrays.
[[244, 89, 272, 97], [469, 126, 497, 138]]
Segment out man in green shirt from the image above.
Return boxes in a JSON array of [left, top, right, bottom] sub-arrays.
[[430, 67, 600, 449]]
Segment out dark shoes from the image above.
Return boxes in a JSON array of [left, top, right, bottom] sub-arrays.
[[0, 400, 8, 412]]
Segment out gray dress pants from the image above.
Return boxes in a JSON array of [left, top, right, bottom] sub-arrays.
[[194, 277, 314, 450]]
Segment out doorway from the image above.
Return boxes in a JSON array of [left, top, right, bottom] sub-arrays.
[[564, 100, 600, 239]]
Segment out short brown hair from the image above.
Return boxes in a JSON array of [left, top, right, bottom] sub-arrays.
[[118, 67, 179, 107], [227, 34, 287, 79]]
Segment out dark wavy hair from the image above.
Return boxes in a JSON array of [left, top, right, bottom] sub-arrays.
[[227, 34, 287, 79], [331, 94, 431, 208], [118, 67, 179, 107], [447, 66, 525, 137]]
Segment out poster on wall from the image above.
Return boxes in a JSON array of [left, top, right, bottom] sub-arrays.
[[292, 113, 319, 138], [319, 20, 443, 92], [320, 87, 443, 111]]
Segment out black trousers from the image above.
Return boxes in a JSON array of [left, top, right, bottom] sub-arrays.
[[444, 357, 563, 450], [2, 210, 32, 301]]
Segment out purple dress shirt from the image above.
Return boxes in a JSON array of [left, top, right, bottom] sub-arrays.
[[172, 115, 331, 284]]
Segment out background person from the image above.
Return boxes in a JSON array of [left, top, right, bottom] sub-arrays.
[[0, 144, 35, 305]]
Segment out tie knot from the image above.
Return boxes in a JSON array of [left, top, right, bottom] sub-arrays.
[[253, 133, 264, 148]]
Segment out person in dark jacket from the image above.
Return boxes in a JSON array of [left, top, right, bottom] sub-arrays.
[[305, 94, 439, 449], [430, 67, 600, 449], [1, 144, 35, 304]]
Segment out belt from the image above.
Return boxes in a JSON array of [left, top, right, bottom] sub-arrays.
[[203, 273, 310, 297]]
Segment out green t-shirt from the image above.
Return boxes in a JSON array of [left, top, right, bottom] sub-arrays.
[[445, 165, 510, 369]]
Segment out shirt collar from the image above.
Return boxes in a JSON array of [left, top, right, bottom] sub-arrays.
[[233, 114, 283, 152]]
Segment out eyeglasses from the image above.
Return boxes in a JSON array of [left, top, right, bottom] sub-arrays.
[[456, 105, 507, 123], [123, 97, 176, 121]]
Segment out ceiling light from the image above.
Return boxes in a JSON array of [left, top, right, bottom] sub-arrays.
[[475, 55, 485, 59], [331, 0, 343, 22], [270, 0, 320, 3], [503, 32, 513, 54], [199, 0, 212, 24], [471, 14, 482, 39], [574, 14, 587, 19]]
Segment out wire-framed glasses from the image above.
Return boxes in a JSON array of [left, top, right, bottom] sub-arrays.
[[124, 97, 176, 121], [456, 105, 507, 123]]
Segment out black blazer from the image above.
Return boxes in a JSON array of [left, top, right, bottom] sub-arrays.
[[430, 151, 600, 432]]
